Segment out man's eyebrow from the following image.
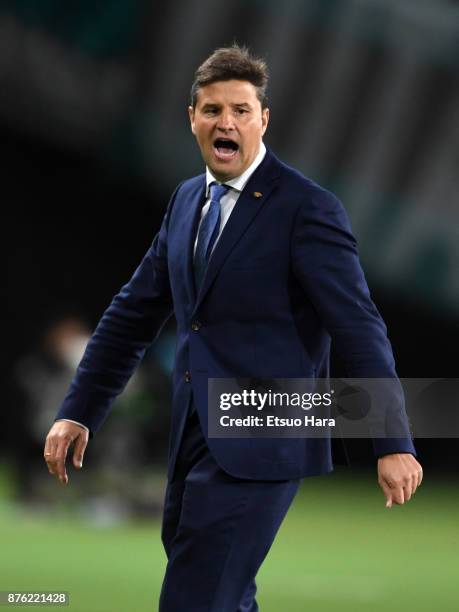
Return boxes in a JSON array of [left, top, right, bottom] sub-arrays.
[[199, 101, 252, 111], [201, 102, 220, 109]]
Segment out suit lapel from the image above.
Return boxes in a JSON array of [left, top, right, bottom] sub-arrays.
[[180, 176, 206, 305], [192, 149, 282, 313]]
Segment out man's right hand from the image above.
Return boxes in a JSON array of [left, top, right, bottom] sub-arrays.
[[44, 421, 89, 485]]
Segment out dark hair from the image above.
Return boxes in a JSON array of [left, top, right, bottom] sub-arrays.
[[190, 44, 269, 109]]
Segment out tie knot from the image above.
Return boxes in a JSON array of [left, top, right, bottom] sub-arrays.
[[209, 182, 229, 203]]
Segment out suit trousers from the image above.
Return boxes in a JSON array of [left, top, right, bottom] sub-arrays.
[[159, 406, 301, 612]]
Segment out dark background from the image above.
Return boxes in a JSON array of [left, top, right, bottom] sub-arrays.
[[3, 0, 458, 474]]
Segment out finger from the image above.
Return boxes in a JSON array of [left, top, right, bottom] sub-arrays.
[[44, 439, 58, 475], [44, 442, 54, 462], [411, 471, 420, 495], [391, 486, 405, 505], [403, 483, 412, 502], [43, 437, 53, 458], [52, 436, 72, 484], [379, 480, 393, 508], [72, 434, 88, 469], [44, 434, 57, 458], [410, 476, 417, 497], [409, 457, 423, 489], [403, 472, 415, 500]]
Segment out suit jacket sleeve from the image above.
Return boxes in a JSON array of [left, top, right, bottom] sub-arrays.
[[291, 186, 416, 457], [54, 184, 181, 436]]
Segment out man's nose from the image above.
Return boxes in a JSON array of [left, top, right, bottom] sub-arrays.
[[216, 110, 235, 131]]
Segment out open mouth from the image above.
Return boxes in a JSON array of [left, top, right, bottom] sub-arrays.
[[213, 138, 239, 160]]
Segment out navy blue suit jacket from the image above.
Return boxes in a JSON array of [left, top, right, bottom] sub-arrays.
[[56, 148, 416, 480]]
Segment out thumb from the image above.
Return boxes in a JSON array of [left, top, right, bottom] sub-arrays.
[[72, 435, 87, 469]]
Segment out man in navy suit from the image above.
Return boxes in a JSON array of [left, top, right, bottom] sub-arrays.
[[44, 45, 423, 611]]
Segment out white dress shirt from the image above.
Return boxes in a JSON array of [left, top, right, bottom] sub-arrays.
[[194, 141, 267, 256], [56, 141, 267, 434], [56, 418, 90, 433]]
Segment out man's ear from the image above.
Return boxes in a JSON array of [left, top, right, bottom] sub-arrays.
[[261, 107, 269, 136], [188, 106, 196, 135]]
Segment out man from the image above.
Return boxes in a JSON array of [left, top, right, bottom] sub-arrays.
[[44, 45, 423, 611]]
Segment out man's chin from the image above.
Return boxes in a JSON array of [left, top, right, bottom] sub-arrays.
[[205, 147, 244, 180], [208, 162, 240, 182]]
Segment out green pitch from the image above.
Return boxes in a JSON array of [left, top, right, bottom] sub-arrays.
[[1, 468, 458, 612]]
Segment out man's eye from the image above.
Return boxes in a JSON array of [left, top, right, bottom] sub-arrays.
[[205, 108, 218, 115], [236, 108, 248, 115]]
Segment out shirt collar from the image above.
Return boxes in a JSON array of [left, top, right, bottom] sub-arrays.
[[205, 141, 266, 196]]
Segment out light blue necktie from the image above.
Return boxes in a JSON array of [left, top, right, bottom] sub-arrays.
[[194, 182, 229, 291]]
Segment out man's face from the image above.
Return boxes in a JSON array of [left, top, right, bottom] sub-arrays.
[[188, 79, 269, 182]]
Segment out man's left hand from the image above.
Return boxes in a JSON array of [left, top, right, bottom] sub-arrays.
[[377, 453, 423, 508]]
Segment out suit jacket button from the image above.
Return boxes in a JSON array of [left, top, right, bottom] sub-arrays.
[[184, 371, 191, 382], [191, 321, 202, 331]]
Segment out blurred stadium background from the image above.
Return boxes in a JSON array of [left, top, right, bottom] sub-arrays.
[[2, 1, 458, 610]]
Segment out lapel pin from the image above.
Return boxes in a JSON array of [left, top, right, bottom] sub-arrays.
[[253, 191, 263, 198]]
